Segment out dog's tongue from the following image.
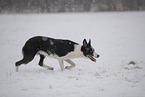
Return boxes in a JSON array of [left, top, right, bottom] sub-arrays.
[[87, 55, 96, 62]]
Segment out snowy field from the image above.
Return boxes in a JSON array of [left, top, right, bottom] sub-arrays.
[[0, 12, 145, 97]]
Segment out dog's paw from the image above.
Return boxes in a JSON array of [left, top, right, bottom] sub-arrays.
[[65, 66, 72, 70], [16, 66, 19, 72], [48, 67, 54, 70]]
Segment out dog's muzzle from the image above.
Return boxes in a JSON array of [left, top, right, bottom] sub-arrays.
[[87, 53, 100, 62], [87, 55, 96, 62]]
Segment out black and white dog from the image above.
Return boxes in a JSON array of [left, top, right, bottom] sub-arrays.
[[15, 36, 100, 72]]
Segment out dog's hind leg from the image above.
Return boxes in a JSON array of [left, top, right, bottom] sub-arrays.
[[65, 59, 76, 70], [16, 45, 38, 72], [38, 54, 54, 70], [15, 59, 25, 72], [15, 55, 35, 72], [58, 59, 64, 71]]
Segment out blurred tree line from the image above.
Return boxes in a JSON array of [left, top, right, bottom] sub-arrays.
[[0, 0, 145, 13]]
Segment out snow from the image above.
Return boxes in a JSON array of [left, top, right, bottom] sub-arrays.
[[0, 12, 145, 97]]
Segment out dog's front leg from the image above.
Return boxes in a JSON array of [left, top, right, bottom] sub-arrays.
[[58, 59, 64, 71], [65, 59, 76, 70]]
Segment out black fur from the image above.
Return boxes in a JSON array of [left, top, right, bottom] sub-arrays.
[[16, 36, 78, 67], [81, 39, 94, 57]]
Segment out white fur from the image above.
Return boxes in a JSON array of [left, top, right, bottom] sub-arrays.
[[60, 45, 84, 60], [65, 59, 76, 69], [58, 59, 64, 71], [37, 50, 48, 56], [93, 52, 98, 58], [16, 66, 19, 72], [37, 50, 58, 59]]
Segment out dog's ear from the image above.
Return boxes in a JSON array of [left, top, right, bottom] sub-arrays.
[[88, 39, 91, 46], [83, 39, 87, 47]]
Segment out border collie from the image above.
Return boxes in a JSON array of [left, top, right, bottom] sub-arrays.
[[15, 36, 100, 72]]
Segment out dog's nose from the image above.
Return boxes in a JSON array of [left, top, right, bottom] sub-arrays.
[[97, 54, 100, 58]]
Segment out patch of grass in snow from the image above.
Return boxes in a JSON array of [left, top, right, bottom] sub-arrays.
[[123, 61, 142, 70], [95, 72, 100, 76], [124, 66, 142, 70], [128, 61, 136, 65], [124, 77, 139, 83], [67, 76, 79, 80], [49, 85, 53, 89]]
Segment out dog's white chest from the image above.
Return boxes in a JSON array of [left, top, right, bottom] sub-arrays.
[[61, 45, 84, 60]]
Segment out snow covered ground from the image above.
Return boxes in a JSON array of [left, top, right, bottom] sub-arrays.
[[0, 12, 145, 97]]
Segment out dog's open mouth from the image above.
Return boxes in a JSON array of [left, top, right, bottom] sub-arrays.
[[87, 55, 96, 62]]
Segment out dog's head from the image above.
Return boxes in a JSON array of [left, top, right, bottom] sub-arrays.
[[81, 39, 100, 62]]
